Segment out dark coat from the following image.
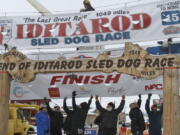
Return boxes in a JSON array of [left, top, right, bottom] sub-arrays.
[[129, 99, 145, 133], [35, 110, 50, 135], [94, 115, 103, 135], [46, 103, 64, 135], [81, 5, 95, 12], [63, 98, 73, 133], [145, 98, 163, 135], [96, 99, 125, 129], [71, 96, 92, 130]]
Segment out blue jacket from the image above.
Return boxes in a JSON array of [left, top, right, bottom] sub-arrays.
[[145, 98, 163, 135], [36, 110, 50, 135]]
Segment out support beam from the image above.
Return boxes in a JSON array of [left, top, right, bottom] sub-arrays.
[[27, 0, 52, 15], [163, 68, 180, 135], [0, 72, 11, 135]]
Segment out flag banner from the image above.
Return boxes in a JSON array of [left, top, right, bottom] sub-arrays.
[[0, 0, 180, 49], [10, 72, 163, 100]]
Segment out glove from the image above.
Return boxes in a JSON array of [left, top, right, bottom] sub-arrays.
[[122, 95, 125, 100], [90, 95, 93, 99], [148, 93, 152, 98], [95, 95, 99, 101], [72, 91, 77, 97]]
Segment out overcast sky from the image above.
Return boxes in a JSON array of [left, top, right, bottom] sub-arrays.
[[0, 0, 162, 16]]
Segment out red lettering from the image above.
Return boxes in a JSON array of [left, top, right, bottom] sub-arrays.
[[84, 76, 91, 84], [50, 76, 63, 85], [145, 84, 163, 91], [92, 18, 112, 33], [27, 24, 42, 38], [111, 16, 130, 31], [16, 24, 24, 38], [57, 23, 71, 36], [91, 75, 104, 84], [72, 21, 89, 35], [105, 74, 121, 83], [131, 13, 151, 30], [43, 24, 54, 37], [69, 76, 83, 84]]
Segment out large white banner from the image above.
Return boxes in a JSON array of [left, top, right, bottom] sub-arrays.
[[10, 72, 163, 100], [0, 0, 180, 49]]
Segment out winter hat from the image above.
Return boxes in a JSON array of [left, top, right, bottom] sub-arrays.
[[108, 102, 115, 109]]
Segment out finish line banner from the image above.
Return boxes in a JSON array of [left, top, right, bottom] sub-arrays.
[[10, 73, 163, 100], [0, 0, 180, 49]]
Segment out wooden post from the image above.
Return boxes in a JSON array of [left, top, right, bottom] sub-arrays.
[[163, 68, 180, 135], [0, 72, 11, 135]]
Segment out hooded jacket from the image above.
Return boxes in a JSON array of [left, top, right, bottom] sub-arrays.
[[96, 99, 125, 129]]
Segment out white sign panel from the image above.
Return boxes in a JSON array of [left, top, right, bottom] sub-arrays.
[[10, 72, 163, 100], [0, 0, 180, 49]]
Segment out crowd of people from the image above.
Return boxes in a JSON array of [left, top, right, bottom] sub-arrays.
[[35, 92, 163, 135]]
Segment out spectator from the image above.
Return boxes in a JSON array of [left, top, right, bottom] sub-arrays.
[[94, 111, 103, 135], [35, 104, 50, 135], [145, 94, 163, 135], [44, 98, 64, 135], [71, 91, 93, 135], [129, 94, 145, 135], [63, 97, 74, 135], [95, 95, 125, 135], [80, 0, 95, 12]]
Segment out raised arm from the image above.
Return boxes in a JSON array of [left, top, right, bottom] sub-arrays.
[[72, 91, 77, 111], [95, 96, 106, 113], [115, 95, 125, 114], [63, 97, 70, 114], [145, 94, 152, 115], [159, 103, 163, 114], [137, 94, 142, 108], [86, 95, 93, 110], [44, 98, 53, 115]]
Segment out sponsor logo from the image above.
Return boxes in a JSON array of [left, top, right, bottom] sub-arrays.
[[48, 87, 60, 97], [163, 26, 180, 35], [107, 87, 126, 95], [145, 84, 163, 91], [13, 86, 29, 98], [73, 86, 92, 95], [0, 19, 12, 44]]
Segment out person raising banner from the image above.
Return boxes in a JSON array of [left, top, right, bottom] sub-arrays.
[[95, 95, 125, 135]]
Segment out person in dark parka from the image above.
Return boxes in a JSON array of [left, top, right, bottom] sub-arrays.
[[94, 112, 103, 135], [44, 98, 64, 135], [63, 97, 73, 135], [145, 93, 163, 135], [95, 95, 125, 135], [35, 104, 50, 135], [71, 91, 93, 135], [129, 94, 145, 135], [80, 0, 95, 12]]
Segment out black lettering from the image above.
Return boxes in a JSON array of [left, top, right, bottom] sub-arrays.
[[99, 60, 106, 68], [145, 59, 152, 67], [61, 61, 67, 69], [53, 61, 60, 70], [168, 57, 175, 67], [125, 59, 133, 67], [117, 59, 125, 68], [19, 63, 26, 70], [76, 60, 82, 69], [161, 58, 167, 67], [134, 59, 141, 68], [86, 60, 93, 69], [106, 60, 113, 68], [152, 59, 160, 67], [68, 61, 74, 69]]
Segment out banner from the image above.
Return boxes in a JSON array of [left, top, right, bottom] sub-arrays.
[[0, 0, 180, 49], [10, 72, 163, 100]]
